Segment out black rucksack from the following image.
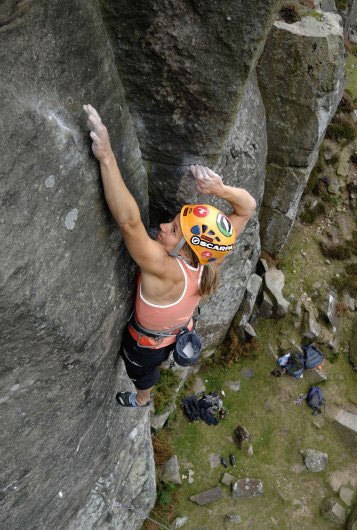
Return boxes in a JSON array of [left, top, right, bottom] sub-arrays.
[[285, 352, 305, 379]]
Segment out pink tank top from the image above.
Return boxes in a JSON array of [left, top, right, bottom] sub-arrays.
[[135, 258, 203, 348]]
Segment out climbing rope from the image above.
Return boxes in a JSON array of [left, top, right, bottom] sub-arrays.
[[294, 393, 307, 405], [115, 502, 172, 530]]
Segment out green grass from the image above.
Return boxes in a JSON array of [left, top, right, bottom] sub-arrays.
[[346, 54, 357, 97]]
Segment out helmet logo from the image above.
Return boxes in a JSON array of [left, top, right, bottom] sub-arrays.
[[216, 213, 233, 237], [190, 225, 201, 235], [193, 205, 209, 218], [191, 235, 233, 253]]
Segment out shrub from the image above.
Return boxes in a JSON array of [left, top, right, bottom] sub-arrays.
[[300, 201, 326, 224], [336, 0, 348, 10], [320, 241, 352, 260], [279, 3, 301, 23], [338, 92, 354, 113], [325, 114, 357, 143], [154, 369, 180, 414]]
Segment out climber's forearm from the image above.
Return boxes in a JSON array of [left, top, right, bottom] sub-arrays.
[[218, 185, 256, 219], [99, 153, 141, 228]]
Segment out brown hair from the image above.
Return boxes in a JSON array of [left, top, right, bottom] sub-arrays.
[[181, 243, 219, 297]]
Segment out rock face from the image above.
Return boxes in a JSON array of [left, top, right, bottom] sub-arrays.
[[257, 12, 344, 254], [0, 2, 153, 530]]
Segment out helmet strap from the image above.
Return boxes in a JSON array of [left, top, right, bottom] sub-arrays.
[[168, 236, 186, 258]]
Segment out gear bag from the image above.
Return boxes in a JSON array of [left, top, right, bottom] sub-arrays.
[[306, 386, 326, 415], [303, 343, 324, 370], [285, 351, 305, 379]]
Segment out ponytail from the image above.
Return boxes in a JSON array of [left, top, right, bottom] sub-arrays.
[[181, 243, 220, 297]]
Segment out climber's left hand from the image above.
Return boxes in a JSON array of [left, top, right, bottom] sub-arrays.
[[190, 165, 225, 196]]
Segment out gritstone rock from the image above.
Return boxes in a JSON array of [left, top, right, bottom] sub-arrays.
[[323, 292, 339, 332], [264, 267, 290, 317], [259, 291, 274, 319], [321, 498, 346, 525], [256, 258, 269, 276], [231, 478, 264, 498], [258, 12, 344, 254], [302, 303, 321, 340], [208, 453, 221, 469], [225, 514, 242, 523], [340, 486, 354, 507], [328, 464, 357, 492], [173, 516, 188, 528], [161, 456, 182, 485], [300, 448, 328, 472], [221, 473, 235, 487], [190, 487, 223, 505], [333, 410, 357, 452], [233, 273, 263, 328], [227, 380, 241, 392]]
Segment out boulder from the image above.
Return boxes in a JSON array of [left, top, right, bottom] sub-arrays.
[[264, 267, 290, 317], [221, 473, 235, 487], [226, 380, 241, 392], [161, 456, 182, 485], [328, 464, 357, 492], [225, 514, 242, 524], [258, 13, 344, 254], [259, 291, 274, 319], [340, 486, 354, 507], [333, 410, 357, 452], [233, 273, 263, 329], [173, 517, 188, 529], [208, 453, 221, 469], [321, 498, 346, 525], [323, 291, 339, 333], [190, 487, 223, 505], [302, 303, 321, 340], [299, 448, 328, 472], [231, 478, 264, 498]]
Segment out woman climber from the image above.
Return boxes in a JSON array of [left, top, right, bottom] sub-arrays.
[[83, 104, 256, 408]]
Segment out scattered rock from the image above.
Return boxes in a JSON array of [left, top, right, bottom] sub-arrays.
[[190, 487, 223, 505], [323, 291, 339, 333], [264, 266, 290, 317], [161, 456, 182, 485], [208, 453, 221, 469], [192, 376, 206, 394], [234, 425, 252, 449], [321, 498, 346, 525], [221, 472, 235, 487], [188, 469, 194, 484], [312, 416, 325, 429], [333, 409, 357, 450], [343, 293, 356, 311], [173, 516, 188, 528], [300, 448, 328, 472], [304, 367, 328, 384], [328, 465, 357, 492], [231, 478, 264, 498], [291, 463, 306, 474], [247, 444, 254, 457], [302, 304, 321, 340], [150, 410, 170, 431], [337, 146, 350, 177], [258, 291, 274, 319], [243, 322, 257, 339], [242, 368, 254, 379], [328, 177, 340, 194], [225, 514, 242, 524], [226, 380, 241, 392], [340, 485, 354, 507]]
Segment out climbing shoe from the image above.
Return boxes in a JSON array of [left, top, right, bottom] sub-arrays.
[[116, 391, 151, 408]]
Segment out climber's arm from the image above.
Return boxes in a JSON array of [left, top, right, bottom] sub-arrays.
[[190, 165, 256, 237], [83, 104, 167, 275]]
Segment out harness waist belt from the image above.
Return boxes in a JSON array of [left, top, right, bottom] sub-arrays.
[[128, 314, 192, 340]]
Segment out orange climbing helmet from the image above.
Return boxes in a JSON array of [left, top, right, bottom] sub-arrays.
[[179, 204, 236, 264]]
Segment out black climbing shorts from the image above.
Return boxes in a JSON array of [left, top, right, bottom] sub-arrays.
[[119, 328, 175, 390]]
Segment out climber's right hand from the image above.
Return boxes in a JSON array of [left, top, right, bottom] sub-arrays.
[[83, 104, 113, 162]]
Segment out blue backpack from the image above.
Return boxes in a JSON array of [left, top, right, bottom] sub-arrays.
[[303, 344, 324, 370], [306, 386, 325, 415]]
